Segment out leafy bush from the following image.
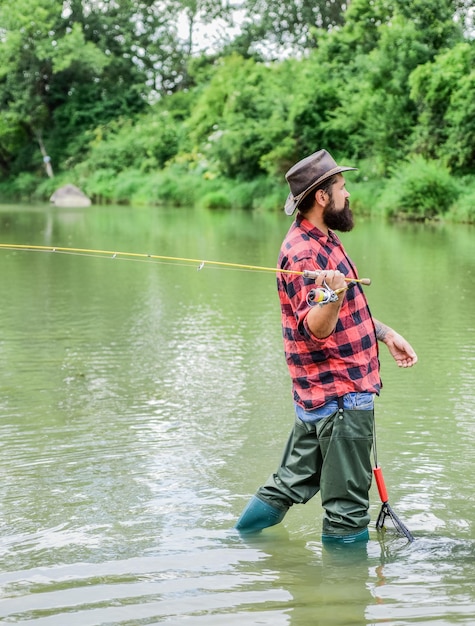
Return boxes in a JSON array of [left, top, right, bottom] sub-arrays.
[[447, 180, 475, 223], [141, 168, 197, 206], [112, 170, 150, 204], [83, 168, 117, 203], [348, 180, 383, 217], [84, 112, 181, 175], [376, 156, 460, 219], [201, 191, 232, 210], [11, 172, 39, 200]]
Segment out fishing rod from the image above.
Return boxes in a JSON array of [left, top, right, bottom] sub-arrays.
[[0, 243, 371, 301]]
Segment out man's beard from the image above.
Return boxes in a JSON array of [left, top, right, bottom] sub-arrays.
[[323, 197, 354, 232]]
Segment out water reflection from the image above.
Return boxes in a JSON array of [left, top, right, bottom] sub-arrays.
[[240, 530, 374, 626]]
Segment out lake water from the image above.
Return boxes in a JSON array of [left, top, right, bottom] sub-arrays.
[[0, 203, 474, 625]]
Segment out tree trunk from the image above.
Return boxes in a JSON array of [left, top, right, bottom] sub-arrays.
[[35, 130, 54, 178]]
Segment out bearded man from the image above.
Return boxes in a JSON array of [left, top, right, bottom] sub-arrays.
[[235, 150, 417, 544]]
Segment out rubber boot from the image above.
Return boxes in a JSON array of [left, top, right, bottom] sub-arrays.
[[235, 496, 287, 533], [321, 528, 369, 545]]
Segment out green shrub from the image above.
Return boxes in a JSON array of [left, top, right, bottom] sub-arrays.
[[348, 180, 383, 217], [142, 168, 196, 206], [11, 172, 39, 200], [447, 179, 475, 223], [113, 169, 149, 204], [83, 168, 117, 202], [0, 172, 42, 202], [201, 191, 232, 210], [84, 113, 181, 175], [254, 188, 286, 212], [377, 156, 460, 219]]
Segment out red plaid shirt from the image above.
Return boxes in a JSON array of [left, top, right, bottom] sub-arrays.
[[277, 214, 381, 410]]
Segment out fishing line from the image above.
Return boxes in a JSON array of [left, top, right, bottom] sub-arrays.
[[0, 243, 289, 274], [10, 246, 261, 273], [0, 243, 371, 284]]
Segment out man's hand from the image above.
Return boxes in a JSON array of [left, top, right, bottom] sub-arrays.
[[374, 320, 418, 368], [306, 270, 347, 339]]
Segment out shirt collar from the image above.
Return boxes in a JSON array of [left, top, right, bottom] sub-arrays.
[[296, 213, 341, 246]]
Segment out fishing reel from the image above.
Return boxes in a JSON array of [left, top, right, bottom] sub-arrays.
[[306, 280, 356, 306], [306, 280, 341, 307], [305, 271, 364, 307]]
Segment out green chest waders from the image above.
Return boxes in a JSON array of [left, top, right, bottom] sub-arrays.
[[238, 397, 374, 542]]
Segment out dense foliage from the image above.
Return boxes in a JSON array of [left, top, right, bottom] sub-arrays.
[[1, 0, 474, 220]]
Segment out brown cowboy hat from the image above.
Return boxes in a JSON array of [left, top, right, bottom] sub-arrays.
[[284, 149, 357, 216]]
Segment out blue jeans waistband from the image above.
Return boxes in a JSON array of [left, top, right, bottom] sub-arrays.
[[295, 392, 375, 423]]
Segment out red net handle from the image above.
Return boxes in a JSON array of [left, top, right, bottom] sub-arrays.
[[373, 466, 389, 503]]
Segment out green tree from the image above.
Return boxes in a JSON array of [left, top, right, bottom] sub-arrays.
[[0, 0, 212, 180], [311, 0, 463, 172], [0, 1, 144, 177], [186, 54, 296, 179], [410, 41, 475, 174]]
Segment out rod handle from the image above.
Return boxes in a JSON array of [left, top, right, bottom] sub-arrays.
[[373, 466, 389, 504], [302, 270, 371, 285]]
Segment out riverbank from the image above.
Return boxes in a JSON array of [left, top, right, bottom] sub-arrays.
[[1, 156, 475, 223]]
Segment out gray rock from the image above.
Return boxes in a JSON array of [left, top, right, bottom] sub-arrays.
[[50, 184, 91, 207]]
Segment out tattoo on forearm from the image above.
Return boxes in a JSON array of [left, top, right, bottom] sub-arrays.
[[375, 321, 389, 341]]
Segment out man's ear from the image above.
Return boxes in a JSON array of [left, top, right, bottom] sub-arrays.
[[315, 188, 327, 206]]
